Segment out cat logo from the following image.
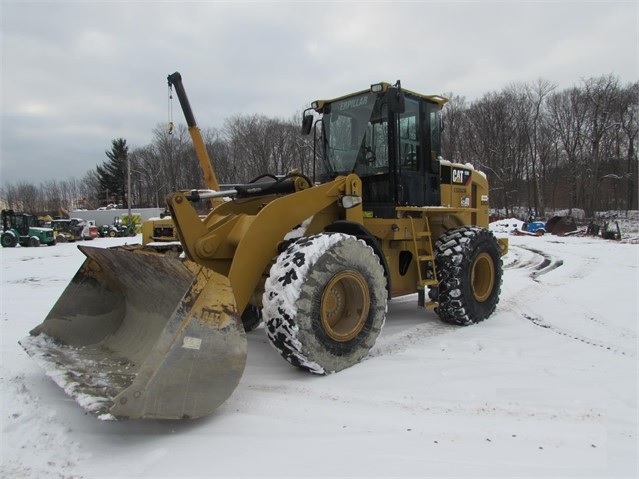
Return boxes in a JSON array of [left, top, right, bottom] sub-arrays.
[[452, 168, 471, 185]]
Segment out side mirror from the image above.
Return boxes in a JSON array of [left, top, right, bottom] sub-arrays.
[[301, 114, 314, 135], [387, 87, 405, 114], [430, 153, 441, 174]]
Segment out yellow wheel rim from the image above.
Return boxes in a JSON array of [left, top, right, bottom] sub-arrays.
[[320, 271, 370, 342], [471, 252, 495, 302]]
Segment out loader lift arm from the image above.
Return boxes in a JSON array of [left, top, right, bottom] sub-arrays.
[[165, 72, 351, 317]]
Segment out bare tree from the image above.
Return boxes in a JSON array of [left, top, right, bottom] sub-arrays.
[[440, 93, 468, 163], [464, 90, 524, 215], [619, 82, 639, 211], [546, 87, 589, 213], [582, 75, 621, 215], [524, 79, 557, 217]]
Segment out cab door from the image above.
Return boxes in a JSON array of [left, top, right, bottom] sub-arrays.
[[395, 98, 421, 206]]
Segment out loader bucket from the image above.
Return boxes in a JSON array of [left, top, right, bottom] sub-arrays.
[[19, 245, 247, 420]]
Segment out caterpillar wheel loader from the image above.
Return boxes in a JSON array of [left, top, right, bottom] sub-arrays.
[[20, 73, 507, 420]]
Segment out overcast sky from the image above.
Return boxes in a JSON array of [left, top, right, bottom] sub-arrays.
[[1, 0, 637, 185]]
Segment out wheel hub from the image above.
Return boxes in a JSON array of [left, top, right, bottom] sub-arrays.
[[471, 252, 495, 302], [320, 270, 370, 342]]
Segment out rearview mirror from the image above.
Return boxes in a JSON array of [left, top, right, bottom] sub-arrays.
[[301, 114, 314, 135], [387, 87, 405, 114]]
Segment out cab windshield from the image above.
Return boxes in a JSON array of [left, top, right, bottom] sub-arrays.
[[320, 91, 389, 178]]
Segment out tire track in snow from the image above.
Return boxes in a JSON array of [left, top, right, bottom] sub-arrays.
[[503, 245, 544, 270], [523, 314, 633, 357], [239, 381, 606, 426], [370, 320, 457, 358], [370, 295, 457, 358], [502, 244, 634, 357], [504, 245, 564, 280]]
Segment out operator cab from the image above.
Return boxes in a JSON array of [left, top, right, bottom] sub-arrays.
[[303, 82, 448, 218]]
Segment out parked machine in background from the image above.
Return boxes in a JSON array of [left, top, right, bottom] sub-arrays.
[[98, 217, 137, 237], [113, 216, 137, 237], [83, 220, 99, 240], [51, 218, 83, 242], [522, 220, 547, 235], [1, 210, 56, 247], [98, 223, 119, 237]]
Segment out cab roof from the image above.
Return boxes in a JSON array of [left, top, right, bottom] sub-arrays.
[[311, 82, 448, 110]]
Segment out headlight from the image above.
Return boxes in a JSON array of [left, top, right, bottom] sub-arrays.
[[339, 195, 362, 209]]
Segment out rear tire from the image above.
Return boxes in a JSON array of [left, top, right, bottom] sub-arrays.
[[434, 226, 502, 326], [1, 232, 17, 248], [263, 233, 387, 374], [241, 305, 263, 332]]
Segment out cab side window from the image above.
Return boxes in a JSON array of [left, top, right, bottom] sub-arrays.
[[398, 99, 420, 170]]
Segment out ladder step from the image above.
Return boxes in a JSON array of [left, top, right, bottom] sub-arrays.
[[408, 216, 438, 287], [423, 300, 437, 311]]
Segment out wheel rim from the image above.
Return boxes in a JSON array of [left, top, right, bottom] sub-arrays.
[[320, 270, 370, 342], [471, 252, 495, 302]]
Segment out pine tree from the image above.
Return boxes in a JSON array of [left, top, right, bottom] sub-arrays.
[[96, 138, 128, 207]]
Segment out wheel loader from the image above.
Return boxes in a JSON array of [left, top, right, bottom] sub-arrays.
[[20, 73, 507, 420]]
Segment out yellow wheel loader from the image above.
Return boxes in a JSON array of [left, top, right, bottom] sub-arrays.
[[20, 73, 507, 420]]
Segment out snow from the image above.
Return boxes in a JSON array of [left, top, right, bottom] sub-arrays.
[[19, 334, 117, 420], [1, 228, 638, 478]]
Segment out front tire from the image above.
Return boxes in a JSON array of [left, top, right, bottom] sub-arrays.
[[263, 233, 387, 374], [434, 226, 502, 326]]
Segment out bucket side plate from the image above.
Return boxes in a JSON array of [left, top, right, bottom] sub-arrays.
[[20, 245, 247, 420]]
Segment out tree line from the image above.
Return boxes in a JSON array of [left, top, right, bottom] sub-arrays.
[[1, 74, 637, 219], [442, 74, 638, 217]]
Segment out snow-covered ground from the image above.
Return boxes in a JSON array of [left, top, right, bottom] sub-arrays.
[[1, 224, 637, 478]]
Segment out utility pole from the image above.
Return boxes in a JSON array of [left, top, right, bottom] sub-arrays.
[[127, 157, 132, 221]]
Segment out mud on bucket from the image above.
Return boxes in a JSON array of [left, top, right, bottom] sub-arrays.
[[19, 245, 247, 420]]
